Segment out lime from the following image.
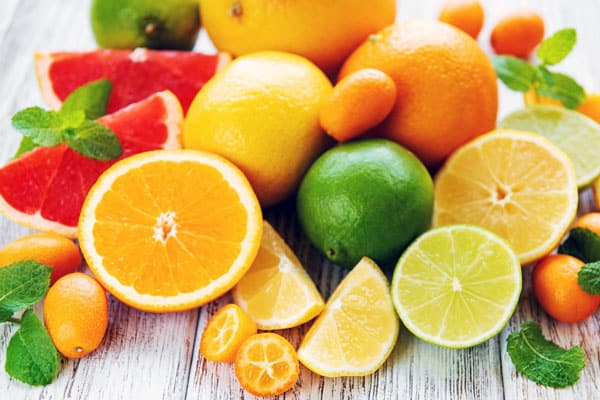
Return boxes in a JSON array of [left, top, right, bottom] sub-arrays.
[[296, 139, 433, 269], [91, 0, 201, 50], [391, 225, 522, 348], [499, 105, 600, 188]]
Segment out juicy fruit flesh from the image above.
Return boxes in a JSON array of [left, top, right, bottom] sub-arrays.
[[392, 225, 521, 348], [201, 304, 257, 362]]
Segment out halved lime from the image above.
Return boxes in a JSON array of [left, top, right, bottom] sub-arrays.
[[391, 225, 521, 348], [499, 105, 600, 188]]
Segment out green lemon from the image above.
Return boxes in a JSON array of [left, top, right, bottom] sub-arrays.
[[297, 139, 434, 270], [91, 0, 201, 50]]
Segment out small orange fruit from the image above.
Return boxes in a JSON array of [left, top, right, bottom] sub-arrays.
[[573, 212, 600, 236], [532, 254, 600, 323], [320, 69, 396, 142], [491, 11, 545, 57], [340, 21, 498, 167], [0, 234, 81, 284], [235, 333, 299, 397], [44, 272, 109, 358], [200, 304, 257, 363], [524, 91, 600, 124], [438, 0, 484, 39]]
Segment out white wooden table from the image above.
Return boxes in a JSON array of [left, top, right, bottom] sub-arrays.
[[1, 0, 599, 399]]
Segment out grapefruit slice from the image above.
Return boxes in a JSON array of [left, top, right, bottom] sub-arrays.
[[35, 49, 230, 114], [0, 91, 182, 237]]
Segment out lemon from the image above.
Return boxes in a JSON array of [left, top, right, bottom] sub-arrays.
[[500, 105, 600, 188], [297, 257, 399, 377], [183, 51, 332, 207], [392, 225, 522, 348], [233, 221, 325, 330]]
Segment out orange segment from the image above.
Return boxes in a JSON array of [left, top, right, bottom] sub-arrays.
[[78, 150, 263, 312], [433, 130, 578, 265], [200, 304, 257, 362], [234, 333, 299, 398]]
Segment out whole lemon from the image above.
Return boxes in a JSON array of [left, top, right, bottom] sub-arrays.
[[199, 0, 396, 72], [183, 51, 332, 207]]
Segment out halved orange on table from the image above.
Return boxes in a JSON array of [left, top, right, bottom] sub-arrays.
[[79, 150, 263, 312]]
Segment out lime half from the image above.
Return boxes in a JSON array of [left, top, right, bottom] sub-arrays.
[[500, 105, 600, 188], [391, 225, 521, 348]]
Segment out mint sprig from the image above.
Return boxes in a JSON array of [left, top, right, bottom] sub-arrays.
[[558, 227, 600, 263], [507, 322, 585, 388], [578, 261, 600, 295], [0, 260, 59, 386], [493, 28, 586, 109], [11, 79, 121, 160]]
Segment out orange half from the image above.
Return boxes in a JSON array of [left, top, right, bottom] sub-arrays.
[[78, 150, 263, 312]]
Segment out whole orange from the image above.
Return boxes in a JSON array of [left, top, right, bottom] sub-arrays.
[[199, 0, 396, 73], [532, 254, 600, 323], [491, 11, 545, 57], [44, 272, 109, 358], [339, 21, 498, 168], [439, 0, 484, 39]]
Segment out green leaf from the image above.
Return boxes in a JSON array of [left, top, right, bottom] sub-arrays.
[[535, 65, 555, 86], [60, 79, 112, 120], [63, 120, 122, 161], [578, 261, 600, 295], [537, 28, 577, 66], [0, 307, 13, 323], [5, 310, 58, 386], [12, 136, 40, 159], [492, 56, 537, 92], [0, 261, 51, 313], [558, 227, 600, 263], [535, 72, 586, 109], [11, 107, 64, 146], [507, 321, 585, 388]]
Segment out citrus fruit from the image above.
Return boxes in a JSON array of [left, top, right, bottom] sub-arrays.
[[320, 68, 397, 142], [200, 304, 257, 362], [0, 91, 182, 237], [35, 49, 229, 113], [532, 254, 600, 323], [183, 51, 331, 207], [339, 21, 498, 168], [234, 333, 299, 397], [233, 221, 324, 330], [524, 90, 600, 124], [91, 0, 200, 50], [491, 10, 545, 57], [438, 0, 484, 39], [433, 130, 578, 265], [0, 234, 81, 284], [199, 0, 396, 72], [297, 139, 433, 269], [43, 272, 109, 358], [391, 225, 521, 348], [78, 150, 262, 312], [574, 213, 600, 235], [297, 257, 399, 377], [499, 105, 600, 187]]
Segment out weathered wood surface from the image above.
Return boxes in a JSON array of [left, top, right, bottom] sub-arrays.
[[0, 0, 599, 399]]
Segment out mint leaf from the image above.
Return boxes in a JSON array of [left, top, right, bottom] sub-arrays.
[[0, 307, 13, 323], [11, 107, 64, 146], [558, 227, 600, 262], [0, 261, 51, 313], [63, 120, 122, 161], [537, 28, 577, 66], [492, 56, 537, 92], [507, 322, 585, 388], [12, 136, 40, 159], [578, 261, 600, 295], [535, 71, 586, 109], [60, 79, 112, 120], [535, 65, 555, 86], [5, 310, 58, 386]]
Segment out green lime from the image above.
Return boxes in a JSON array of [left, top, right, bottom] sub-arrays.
[[499, 105, 600, 188], [296, 139, 433, 270], [391, 225, 521, 348], [91, 0, 201, 50]]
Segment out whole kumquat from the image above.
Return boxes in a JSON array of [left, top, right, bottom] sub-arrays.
[[491, 11, 545, 57]]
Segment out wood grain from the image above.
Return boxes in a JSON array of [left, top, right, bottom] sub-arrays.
[[0, 0, 599, 399]]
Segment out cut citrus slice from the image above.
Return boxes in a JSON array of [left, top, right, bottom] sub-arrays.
[[0, 91, 182, 237], [500, 105, 600, 187], [78, 150, 263, 312], [233, 221, 324, 330], [433, 130, 578, 265], [35, 49, 230, 113], [200, 304, 257, 362], [391, 225, 521, 348], [297, 257, 398, 377], [234, 333, 299, 398]]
